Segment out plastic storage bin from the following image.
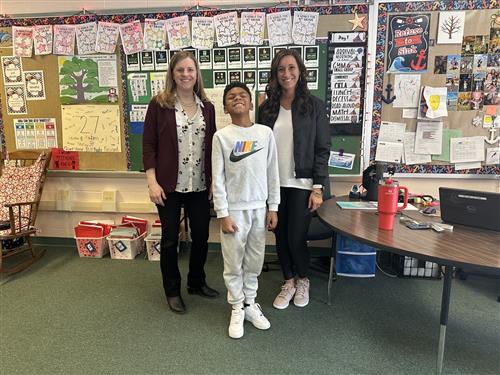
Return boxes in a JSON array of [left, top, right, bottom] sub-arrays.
[[145, 234, 161, 261], [335, 235, 377, 277], [75, 236, 109, 258], [108, 232, 146, 260]]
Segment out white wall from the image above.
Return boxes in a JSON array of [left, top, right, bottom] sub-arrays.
[[37, 172, 499, 239]]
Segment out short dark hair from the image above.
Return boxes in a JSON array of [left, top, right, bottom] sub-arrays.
[[223, 82, 252, 106]]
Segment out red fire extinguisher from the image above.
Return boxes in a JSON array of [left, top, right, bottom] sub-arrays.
[[377, 179, 408, 230]]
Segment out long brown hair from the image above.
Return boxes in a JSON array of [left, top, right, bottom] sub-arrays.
[[155, 51, 208, 109], [260, 49, 313, 125]]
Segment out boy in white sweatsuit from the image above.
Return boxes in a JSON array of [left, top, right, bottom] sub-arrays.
[[212, 82, 280, 339]]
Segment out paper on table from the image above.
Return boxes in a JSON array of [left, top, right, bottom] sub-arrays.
[[432, 128, 463, 162], [379, 121, 406, 143], [454, 161, 482, 170], [375, 141, 403, 163], [415, 122, 443, 155], [423, 86, 448, 119], [393, 74, 421, 108], [403, 132, 431, 165], [450, 136, 485, 163]]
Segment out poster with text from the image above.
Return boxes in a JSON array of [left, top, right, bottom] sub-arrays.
[[387, 14, 430, 73]]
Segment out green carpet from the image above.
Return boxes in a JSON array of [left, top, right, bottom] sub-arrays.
[[1, 246, 499, 375]]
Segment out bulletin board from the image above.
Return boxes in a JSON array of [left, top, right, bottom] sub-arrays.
[[372, 0, 499, 176], [0, 4, 369, 173]]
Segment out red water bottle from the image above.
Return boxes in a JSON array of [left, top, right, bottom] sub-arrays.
[[377, 179, 409, 230]]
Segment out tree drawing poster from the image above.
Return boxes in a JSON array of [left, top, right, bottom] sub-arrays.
[[437, 11, 465, 44], [58, 55, 119, 104], [387, 14, 430, 73]]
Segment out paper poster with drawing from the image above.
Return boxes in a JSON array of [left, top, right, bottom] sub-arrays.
[[75, 22, 97, 55], [437, 11, 465, 44], [423, 86, 448, 119], [387, 14, 430, 73], [165, 16, 191, 50], [58, 55, 118, 104], [191, 17, 214, 49], [13, 26, 33, 57], [53, 25, 75, 55], [392, 74, 421, 108], [24, 70, 46, 100], [33, 25, 53, 55], [119, 21, 144, 55], [214, 12, 239, 47], [266, 11, 292, 46], [1, 56, 23, 84], [144, 19, 167, 51], [61, 104, 121, 152], [240, 12, 265, 46], [292, 11, 318, 45], [95, 22, 120, 54], [4, 84, 27, 115]]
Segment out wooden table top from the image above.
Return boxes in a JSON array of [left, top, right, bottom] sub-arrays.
[[318, 197, 500, 272]]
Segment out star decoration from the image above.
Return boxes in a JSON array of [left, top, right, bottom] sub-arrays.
[[348, 12, 366, 31]]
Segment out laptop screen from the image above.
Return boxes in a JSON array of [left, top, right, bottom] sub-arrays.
[[439, 187, 500, 232]]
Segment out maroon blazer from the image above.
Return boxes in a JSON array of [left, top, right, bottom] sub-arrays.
[[142, 98, 216, 193]]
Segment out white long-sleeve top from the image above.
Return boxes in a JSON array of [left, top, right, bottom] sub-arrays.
[[212, 123, 280, 218]]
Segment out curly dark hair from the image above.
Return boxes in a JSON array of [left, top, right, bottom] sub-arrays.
[[260, 49, 313, 125]]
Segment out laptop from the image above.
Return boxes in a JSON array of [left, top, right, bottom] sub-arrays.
[[439, 187, 500, 232]]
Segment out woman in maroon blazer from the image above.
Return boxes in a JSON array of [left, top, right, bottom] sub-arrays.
[[143, 51, 219, 314]]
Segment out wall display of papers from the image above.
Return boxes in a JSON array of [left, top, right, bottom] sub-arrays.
[[14, 118, 57, 150], [327, 31, 367, 135], [373, 1, 499, 176]]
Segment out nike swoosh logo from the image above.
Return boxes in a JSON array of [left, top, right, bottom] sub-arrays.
[[229, 148, 263, 162]]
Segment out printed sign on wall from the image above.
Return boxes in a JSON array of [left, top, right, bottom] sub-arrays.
[[387, 14, 430, 73]]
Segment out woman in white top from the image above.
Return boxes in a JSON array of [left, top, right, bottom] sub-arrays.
[[258, 49, 330, 310]]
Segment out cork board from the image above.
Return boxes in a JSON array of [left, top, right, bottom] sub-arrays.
[[373, 1, 499, 175]]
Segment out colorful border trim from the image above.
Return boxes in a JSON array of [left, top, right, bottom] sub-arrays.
[[374, 0, 499, 175]]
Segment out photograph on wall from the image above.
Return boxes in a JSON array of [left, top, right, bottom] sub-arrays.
[[434, 56, 447, 74], [306, 68, 318, 90], [140, 51, 155, 70], [304, 46, 319, 67], [437, 11, 465, 44], [229, 70, 242, 83], [258, 70, 270, 91], [386, 14, 430, 73], [58, 55, 118, 105]]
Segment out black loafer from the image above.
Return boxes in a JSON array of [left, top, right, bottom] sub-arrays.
[[187, 285, 220, 298], [167, 295, 186, 314]]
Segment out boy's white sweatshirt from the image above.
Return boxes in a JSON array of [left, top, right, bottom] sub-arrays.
[[212, 123, 280, 218]]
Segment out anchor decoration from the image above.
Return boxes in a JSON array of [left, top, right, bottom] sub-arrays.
[[485, 127, 499, 145], [410, 50, 427, 71], [381, 83, 396, 104]]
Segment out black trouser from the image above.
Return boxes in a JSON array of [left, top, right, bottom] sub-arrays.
[[275, 187, 312, 280], [156, 190, 210, 297]]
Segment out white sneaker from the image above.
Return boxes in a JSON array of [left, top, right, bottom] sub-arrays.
[[273, 282, 296, 310], [228, 307, 245, 339], [294, 278, 310, 307], [245, 303, 271, 330]]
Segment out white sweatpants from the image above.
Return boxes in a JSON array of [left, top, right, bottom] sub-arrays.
[[220, 207, 267, 306]]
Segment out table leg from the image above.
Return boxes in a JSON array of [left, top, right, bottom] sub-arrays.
[[437, 265, 453, 375], [328, 256, 334, 305]]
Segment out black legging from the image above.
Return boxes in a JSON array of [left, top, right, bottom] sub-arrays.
[[156, 190, 210, 297], [275, 187, 312, 280]]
